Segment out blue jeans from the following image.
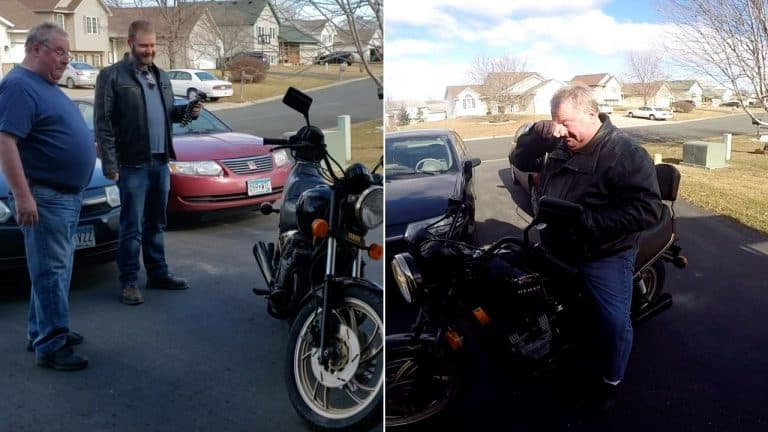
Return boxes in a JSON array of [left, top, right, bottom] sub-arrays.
[[581, 247, 638, 382], [10, 186, 82, 355], [117, 160, 170, 285]]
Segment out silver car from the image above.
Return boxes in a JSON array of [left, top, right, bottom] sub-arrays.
[[58, 61, 98, 88]]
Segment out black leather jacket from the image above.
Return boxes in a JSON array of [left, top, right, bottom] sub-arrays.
[[510, 114, 662, 261], [94, 58, 186, 174]]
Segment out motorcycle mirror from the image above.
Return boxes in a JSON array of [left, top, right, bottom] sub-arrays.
[[283, 87, 312, 127], [372, 155, 383, 174], [535, 196, 583, 225]]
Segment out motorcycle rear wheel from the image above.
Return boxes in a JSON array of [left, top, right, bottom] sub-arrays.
[[285, 285, 383, 431], [385, 337, 466, 428]]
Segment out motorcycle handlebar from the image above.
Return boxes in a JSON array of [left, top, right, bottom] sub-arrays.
[[263, 138, 290, 145]]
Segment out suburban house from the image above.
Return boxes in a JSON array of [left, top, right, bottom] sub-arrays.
[[109, 6, 220, 70], [0, 13, 19, 76], [208, 0, 280, 66], [622, 81, 673, 107], [0, 0, 111, 69], [292, 18, 335, 61], [701, 86, 734, 107], [666, 80, 703, 106], [334, 21, 382, 62], [445, 72, 566, 117], [444, 85, 486, 118], [569, 73, 623, 105], [278, 21, 319, 65]]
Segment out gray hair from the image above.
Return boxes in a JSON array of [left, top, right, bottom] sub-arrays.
[[550, 85, 599, 114], [25, 22, 68, 53]]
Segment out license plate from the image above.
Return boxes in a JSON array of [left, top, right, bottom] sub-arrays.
[[247, 178, 272, 196], [74, 225, 96, 250]]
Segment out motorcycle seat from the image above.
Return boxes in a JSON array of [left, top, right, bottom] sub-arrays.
[[635, 204, 674, 272]]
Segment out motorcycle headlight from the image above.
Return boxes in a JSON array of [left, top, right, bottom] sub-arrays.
[[354, 185, 383, 230], [391, 253, 421, 304], [168, 161, 223, 176], [272, 149, 291, 167], [105, 185, 120, 208], [0, 200, 11, 223]]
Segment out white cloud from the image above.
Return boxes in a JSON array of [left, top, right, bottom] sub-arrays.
[[386, 39, 452, 59], [385, 60, 471, 101]]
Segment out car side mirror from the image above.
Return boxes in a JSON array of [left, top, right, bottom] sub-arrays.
[[536, 196, 583, 225], [463, 158, 480, 179]]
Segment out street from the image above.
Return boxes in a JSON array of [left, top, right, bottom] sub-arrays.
[[386, 115, 768, 431], [0, 79, 384, 431]]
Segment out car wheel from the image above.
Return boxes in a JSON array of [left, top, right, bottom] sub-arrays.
[[649, 114, 656, 120], [187, 89, 198, 100], [66, 78, 75, 89], [628, 112, 634, 118]]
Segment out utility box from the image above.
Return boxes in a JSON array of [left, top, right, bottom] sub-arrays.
[[682, 141, 727, 169]]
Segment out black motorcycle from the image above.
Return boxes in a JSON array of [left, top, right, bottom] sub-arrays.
[[252, 87, 383, 431], [385, 163, 688, 427]]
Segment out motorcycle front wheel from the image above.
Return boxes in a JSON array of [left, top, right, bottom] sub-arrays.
[[385, 335, 467, 428], [285, 285, 383, 431]]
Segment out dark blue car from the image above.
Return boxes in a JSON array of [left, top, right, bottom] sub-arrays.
[[0, 99, 121, 272]]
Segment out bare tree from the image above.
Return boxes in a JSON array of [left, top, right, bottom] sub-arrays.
[[625, 51, 666, 105], [467, 53, 527, 119], [274, 0, 383, 98], [662, 0, 768, 125]]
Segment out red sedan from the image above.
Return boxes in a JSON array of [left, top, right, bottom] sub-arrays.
[[78, 98, 292, 214]]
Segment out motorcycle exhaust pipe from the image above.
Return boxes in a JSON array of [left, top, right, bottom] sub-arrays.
[[253, 242, 275, 294], [632, 293, 673, 325]]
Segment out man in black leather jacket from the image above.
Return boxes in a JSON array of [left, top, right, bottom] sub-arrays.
[[95, 20, 201, 305], [510, 86, 662, 408]]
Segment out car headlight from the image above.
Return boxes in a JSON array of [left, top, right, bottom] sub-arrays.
[[272, 149, 290, 167], [168, 161, 223, 176], [355, 185, 383, 229], [105, 185, 120, 208], [0, 199, 11, 223], [391, 253, 421, 304]]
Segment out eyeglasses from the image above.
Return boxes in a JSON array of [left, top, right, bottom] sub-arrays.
[[40, 42, 73, 61]]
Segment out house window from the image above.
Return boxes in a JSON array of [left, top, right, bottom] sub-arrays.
[[93, 54, 101, 67], [54, 14, 65, 31], [76, 54, 85, 62], [462, 95, 475, 110], [85, 16, 98, 34]]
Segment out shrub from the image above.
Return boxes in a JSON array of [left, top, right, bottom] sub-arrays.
[[672, 100, 695, 113], [228, 56, 268, 83]]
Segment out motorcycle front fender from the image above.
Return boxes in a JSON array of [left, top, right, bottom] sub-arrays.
[[297, 276, 382, 309]]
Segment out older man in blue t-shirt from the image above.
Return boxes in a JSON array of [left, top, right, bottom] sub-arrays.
[[0, 23, 94, 371]]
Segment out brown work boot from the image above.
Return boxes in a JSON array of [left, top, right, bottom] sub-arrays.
[[121, 283, 144, 305]]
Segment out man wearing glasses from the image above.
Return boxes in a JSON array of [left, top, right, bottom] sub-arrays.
[[0, 22, 93, 370], [95, 20, 202, 306]]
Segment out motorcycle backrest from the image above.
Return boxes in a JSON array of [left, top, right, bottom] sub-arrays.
[[283, 87, 312, 121], [655, 163, 680, 202], [536, 196, 584, 225]]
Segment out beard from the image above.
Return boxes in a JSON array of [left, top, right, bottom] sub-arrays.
[[131, 48, 154, 66]]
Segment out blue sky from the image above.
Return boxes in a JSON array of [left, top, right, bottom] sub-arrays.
[[385, 0, 681, 101]]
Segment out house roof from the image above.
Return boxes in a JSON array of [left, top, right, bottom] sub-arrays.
[[334, 21, 380, 47], [108, 6, 208, 39], [207, 0, 279, 27], [16, 0, 81, 12], [444, 85, 484, 101], [292, 19, 328, 35], [278, 22, 318, 44], [519, 79, 565, 98], [570, 73, 614, 87], [666, 80, 699, 91], [0, 0, 39, 30], [623, 81, 667, 97], [485, 71, 540, 84]]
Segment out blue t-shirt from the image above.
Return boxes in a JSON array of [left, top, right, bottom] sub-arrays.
[[0, 66, 95, 191], [137, 68, 167, 154]]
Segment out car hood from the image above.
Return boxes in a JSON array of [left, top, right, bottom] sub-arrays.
[[385, 173, 461, 230], [0, 158, 113, 197], [172, 132, 268, 161]]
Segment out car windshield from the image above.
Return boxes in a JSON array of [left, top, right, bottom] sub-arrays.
[[172, 104, 231, 135], [194, 71, 218, 81], [385, 135, 456, 176], [71, 62, 95, 70]]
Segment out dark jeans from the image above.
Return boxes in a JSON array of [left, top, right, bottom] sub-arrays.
[[10, 186, 82, 355], [581, 246, 638, 382], [117, 159, 170, 285]]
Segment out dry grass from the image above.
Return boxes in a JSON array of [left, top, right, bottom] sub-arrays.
[[388, 114, 550, 139], [643, 136, 768, 235], [350, 120, 383, 171]]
